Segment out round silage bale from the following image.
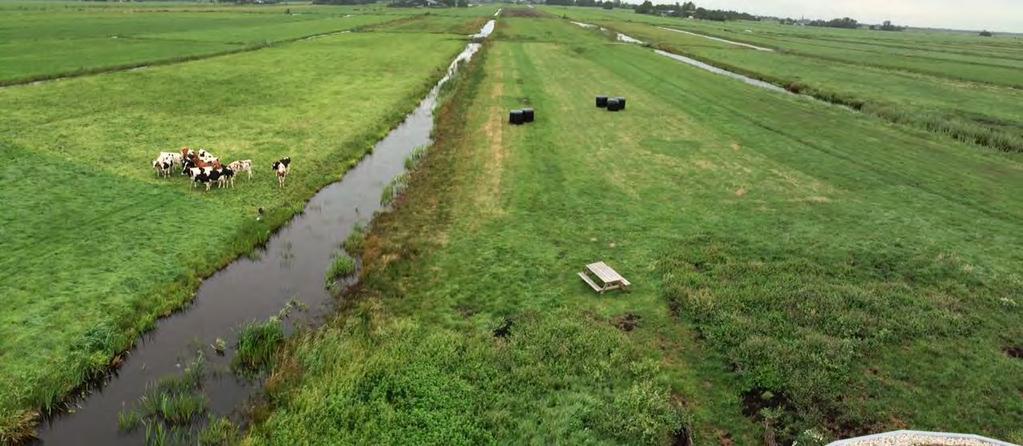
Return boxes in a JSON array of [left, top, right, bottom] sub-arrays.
[[607, 98, 621, 111], [509, 109, 524, 125], [522, 108, 535, 123], [596, 96, 608, 108]]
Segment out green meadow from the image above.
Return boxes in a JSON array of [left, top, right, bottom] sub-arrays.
[[546, 6, 1023, 153], [3, 3, 1023, 445], [0, 9, 481, 439], [247, 14, 1023, 445], [0, 2, 423, 85]]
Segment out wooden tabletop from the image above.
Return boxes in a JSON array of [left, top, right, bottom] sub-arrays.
[[586, 261, 625, 284]]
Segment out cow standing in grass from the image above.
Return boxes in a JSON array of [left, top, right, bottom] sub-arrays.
[[228, 160, 253, 180], [152, 158, 172, 177], [272, 157, 291, 188], [217, 166, 236, 189]]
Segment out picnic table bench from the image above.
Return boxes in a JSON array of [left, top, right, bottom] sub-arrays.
[[578, 261, 631, 294]]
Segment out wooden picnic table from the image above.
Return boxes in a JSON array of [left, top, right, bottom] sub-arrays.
[[578, 261, 631, 294]]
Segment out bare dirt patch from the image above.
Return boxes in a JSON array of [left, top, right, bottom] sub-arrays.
[[501, 7, 545, 17], [612, 313, 641, 331]]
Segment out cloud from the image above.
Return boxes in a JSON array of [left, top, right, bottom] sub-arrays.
[[659, 0, 1023, 31]]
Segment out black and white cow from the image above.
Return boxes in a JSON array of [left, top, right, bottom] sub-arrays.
[[217, 166, 235, 189], [272, 157, 291, 188], [152, 158, 172, 177], [197, 149, 218, 165]]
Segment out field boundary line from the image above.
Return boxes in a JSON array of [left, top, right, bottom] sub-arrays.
[[657, 26, 775, 51]]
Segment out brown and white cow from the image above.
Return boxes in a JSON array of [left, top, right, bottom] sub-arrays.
[[227, 160, 253, 180]]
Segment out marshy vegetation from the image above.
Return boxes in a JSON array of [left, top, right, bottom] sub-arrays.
[[234, 319, 286, 374], [115, 354, 220, 444]]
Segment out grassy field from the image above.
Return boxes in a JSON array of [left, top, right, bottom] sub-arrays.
[[247, 14, 1023, 445], [0, 2, 407, 85], [0, 8, 482, 438], [545, 6, 1023, 154]]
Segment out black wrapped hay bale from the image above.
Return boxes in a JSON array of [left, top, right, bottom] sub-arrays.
[[596, 96, 608, 108], [616, 97, 626, 110], [522, 108, 535, 123], [509, 109, 524, 125], [607, 98, 622, 111]]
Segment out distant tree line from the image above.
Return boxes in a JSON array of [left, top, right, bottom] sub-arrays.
[[547, 0, 624, 8], [313, 0, 375, 4], [871, 20, 904, 31], [807, 17, 859, 29], [632, 1, 757, 21], [379, 0, 469, 7]]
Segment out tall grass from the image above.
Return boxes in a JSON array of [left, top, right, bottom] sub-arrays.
[[117, 354, 208, 432], [197, 416, 240, 446], [233, 318, 285, 374], [342, 223, 367, 256], [324, 253, 356, 286]]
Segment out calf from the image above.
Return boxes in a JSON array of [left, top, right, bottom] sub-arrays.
[[217, 166, 236, 189], [198, 149, 218, 164], [192, 171, 213, 191], [272, 157, 291, 188], [152, 158, 172, 177], [186, 166, 214, 180], [227, 160, 253, 179], [157, 151, 183, 168]]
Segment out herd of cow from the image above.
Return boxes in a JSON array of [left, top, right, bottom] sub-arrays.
[[152, 147, 292, 190]]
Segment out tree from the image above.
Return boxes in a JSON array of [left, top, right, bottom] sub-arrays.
[[808, 17, 858, 29], [635, 0, 653, 14], [601, 1, 613, 9], [979, 30, 993, 37], [681, 1, 695, 15], [878, 20, 904, 31]]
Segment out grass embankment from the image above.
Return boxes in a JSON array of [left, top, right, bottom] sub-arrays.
[[0, 4, 402, 85], [0, 28, 468, 441], [545, 7, 1023, 153], [251, 15, 1022, 444]]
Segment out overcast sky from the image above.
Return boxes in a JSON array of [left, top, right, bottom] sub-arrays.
[[669, 0, 1023, 32]]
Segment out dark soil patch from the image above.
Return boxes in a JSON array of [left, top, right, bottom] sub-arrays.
[[613, 313, 641, 331], [1004, 345, 1023, 359], [716, 431, 734, 446], [493, 318, 513, 338], [671, 426, 693, 446], [501, 7, 545, 17], [740, 388, 795, 419]]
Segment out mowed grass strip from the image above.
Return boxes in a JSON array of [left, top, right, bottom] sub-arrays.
[[252, 15, 1022, 444], [0, 31, 465, 440]]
